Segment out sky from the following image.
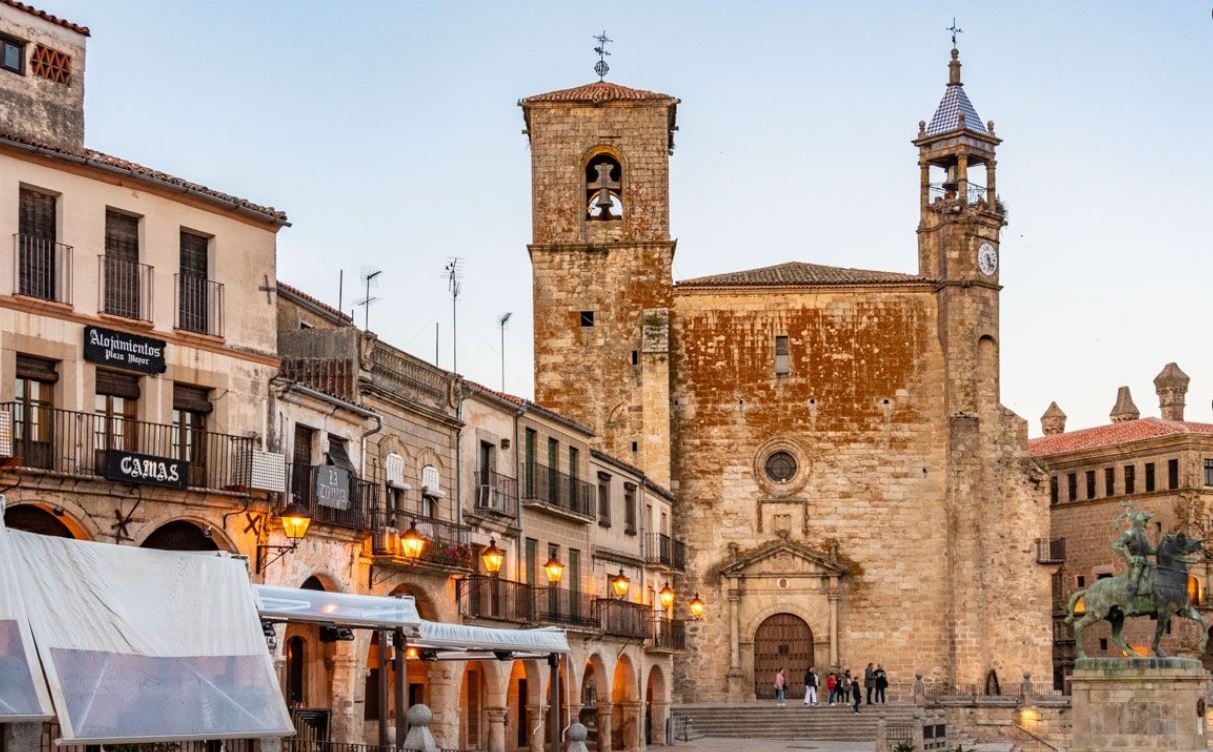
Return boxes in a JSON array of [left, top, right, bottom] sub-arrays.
[[48, 1, 1213, 435]]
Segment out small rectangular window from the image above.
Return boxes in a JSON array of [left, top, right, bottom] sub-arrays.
[[1, 36, 24, 74], [774, 335, 790, 376], [1144, 462, 1156, 493], [631, 350, 638, 366], [1076, 575, 1086, 588], [624, 483, 637, 535], [1105, 467, 1115, 497], [1099, 638, 1108, 652], [597, 472, 611, 526], [1067, 473, 1077, 502], [1085, 470, 1096, 500], [1204, 459, 1213, 487], [1050, 476, 1058, 504], [1125, 465, 1136, 494], [580, 311, 594, 327], [1168, 459, 1180, 490]]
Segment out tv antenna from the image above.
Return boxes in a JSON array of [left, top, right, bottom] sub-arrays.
[[499, 312, 512, 392], [444, 258, 463, 373], [357, 267, 382, 331]]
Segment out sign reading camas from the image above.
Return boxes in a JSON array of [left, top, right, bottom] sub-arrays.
[[84, 325, 167, 374], [103, 450, 189, 490]]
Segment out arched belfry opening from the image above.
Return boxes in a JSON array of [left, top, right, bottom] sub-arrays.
[[586, 152, 623, 220]]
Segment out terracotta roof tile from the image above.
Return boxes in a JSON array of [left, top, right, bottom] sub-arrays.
[[464, 381, 595, 436], [1029, 418, 1213, 457], [276, 281, 351, 323], [677, 261, 931, 288], [520, 81, 677, 106], [0, 128, 288, 225], [2, 0, 89, 36]]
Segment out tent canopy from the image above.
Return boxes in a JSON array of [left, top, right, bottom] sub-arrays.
[[0, 513, 53, 722]]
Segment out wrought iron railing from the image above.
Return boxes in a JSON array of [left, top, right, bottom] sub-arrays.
[[521, 462, 595, 518], [474, 469, 518, 518], [176, 271, 224, 336], [1036, 537, 1066, 564], [1, 403, 252, 492], [291, 708, 331, 742], [596, 597, 650, 639], [534, 586, 598, 629], [649, 616, 686, 649], [370, 504, 472, 569], [288, 462, 376, 531], [643, 532, 686, 570], [929, 182, 988, 206], [280, 358, 358, 402], [458, 574, 533, 623], [14, 234, 72, 304], [42, 721, 254, 751], [99, 254, 153, 321]]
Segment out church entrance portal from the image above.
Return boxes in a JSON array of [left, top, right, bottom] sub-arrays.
[[753, 613, 813, 699]]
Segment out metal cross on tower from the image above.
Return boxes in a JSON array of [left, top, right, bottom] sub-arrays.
[[593, 31, 612, 80], [946, 18, 963, 48]]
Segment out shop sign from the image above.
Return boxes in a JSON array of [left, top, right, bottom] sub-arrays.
[[314, 466, 350, 510], [103, 450, 189, 489], [84, 325, 167, 374]]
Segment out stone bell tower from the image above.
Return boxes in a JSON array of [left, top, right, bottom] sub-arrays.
[[519, 69, 678, 484]]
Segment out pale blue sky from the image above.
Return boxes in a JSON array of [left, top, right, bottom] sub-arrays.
[[50, 1, 1213, 434]]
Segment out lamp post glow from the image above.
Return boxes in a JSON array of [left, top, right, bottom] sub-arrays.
[[658, 583, 675, 610], [611, 567, 630, 599], [400, 521, 426, 561], [544, 556, 564, 585], [689, 593, 706, 621], [256, 500, 313, 572], [481, 537, 505, 575]]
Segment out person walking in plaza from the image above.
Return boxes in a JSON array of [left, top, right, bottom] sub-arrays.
[[839, 670, 852, 710], [774, 667, 786, 706], [826, 672, 837, 705], [803, 666, 818, 705], [850, 669, 862, 713], [864, 662, 875, 704], [875, 664, 888, 704]]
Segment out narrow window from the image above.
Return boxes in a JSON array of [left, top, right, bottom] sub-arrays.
[[1076, 575, 1086, 588], [525, 538, 538, 585], [1168, 459, 1180, 490], [585, 154, 622, 220], [624, 483, 637, 535], [1144, 462, 1156, 493], [172, 383, 212, 487], [631, 350, 639, 366], [546, 438, 559, 504], [568, 549, 581, 595], [568, 446, 580, 508], [1124, 465, 1136, 494], [1, 35, 24, 74], [1105, 467, 1115, 497], [94, 370, 140, 454], [14, 355, 58, 470], [104, 210, 142, 319], [1085, 470, 1096, 500], [1049, 476, 1059, 504], [178, 230, 214, 334], [597, 472, 611, 526], [17, 187, 60, 302], [580, 311, 595, 327], [1067, 473, 1077, 502], [1099, 638, 1108, 652], [291, 424, 315, 501], [774, 335, 790, 376], [524, 428, 537, 498], [1203, 459, 1213, 487]]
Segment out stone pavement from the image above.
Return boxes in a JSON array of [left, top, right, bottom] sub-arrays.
[[674, 739, 874, 752]]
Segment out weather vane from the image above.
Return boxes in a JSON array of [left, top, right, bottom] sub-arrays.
[[593, 31, 612, 80], [946, 18, 963, 48]]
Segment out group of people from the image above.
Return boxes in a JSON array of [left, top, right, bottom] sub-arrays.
[[772, 663, 889, 712]]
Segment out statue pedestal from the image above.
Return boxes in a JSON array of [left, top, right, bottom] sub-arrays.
[[1070, 657, 1209, 752]]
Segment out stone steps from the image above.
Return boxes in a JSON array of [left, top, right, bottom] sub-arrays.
[[670, 703, 917, 742]]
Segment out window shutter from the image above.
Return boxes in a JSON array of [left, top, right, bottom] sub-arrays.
[[180, 231, 209, 276], [421, 465, 441, 494], [326, 437, 355, 473], [385, 453, 409, 489], [95, 369, 141, 399], [105, 210, 139, 262], [19, 188, 56, 241], [16, 354, 59, 383], [172, 383, 212, 413]]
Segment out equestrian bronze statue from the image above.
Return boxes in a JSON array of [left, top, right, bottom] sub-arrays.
[[1065, 502, 1207, 658]]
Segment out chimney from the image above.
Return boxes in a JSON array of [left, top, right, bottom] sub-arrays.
[[1109, 386, 1140, 423], [1041, 402, 1066, 435], [0, 4, 89, 151], [1153, 362, 1190, 422]]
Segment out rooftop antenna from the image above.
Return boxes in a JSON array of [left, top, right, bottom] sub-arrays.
[[593, 31, 612, 80], [444, 258, 463, 373], [357, 267, 382, 331], [498, 312, 512, 392], [946, 17, 963, 48]]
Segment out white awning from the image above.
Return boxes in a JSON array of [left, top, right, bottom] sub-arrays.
[[0, 515, 52, 722], [8, 531, 293, 744], [254, 585, 421, 633], [414, 621, 569, 660]]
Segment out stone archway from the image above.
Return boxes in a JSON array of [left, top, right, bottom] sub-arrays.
[[283, 574, 337, 740], [610, 654, 639, 751], [4, 503, 84, 538], [753, 613, 814, 700], [581, 653, 610, 751], [644, 664, 668, 746], [140, 519, 221, 551]]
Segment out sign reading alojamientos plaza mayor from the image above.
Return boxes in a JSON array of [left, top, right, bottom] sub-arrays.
[[84, 325, 167, 374]]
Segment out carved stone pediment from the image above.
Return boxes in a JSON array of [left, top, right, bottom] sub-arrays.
[[719, 537, 848, 579]]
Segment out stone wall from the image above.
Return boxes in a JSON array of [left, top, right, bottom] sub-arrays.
[[0, 4, 86, 150]]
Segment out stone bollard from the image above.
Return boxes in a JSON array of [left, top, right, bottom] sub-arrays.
[[566, 722, 589, 752], [913, 671, 926, 707], [911, 708, 925, 750], [401, 703, 440, 752], [1019, 670, 1033, 705], [874, 717, 889, 752]]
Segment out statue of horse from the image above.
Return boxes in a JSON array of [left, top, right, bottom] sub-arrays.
[[1065, 532, 1207, 658]]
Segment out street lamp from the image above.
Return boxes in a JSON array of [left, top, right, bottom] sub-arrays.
[[481, 537, 505, 575], [610, 568, 631, 599], [256, 501, 313, 572], [400, 521, 426, 561], [689, 593, 706, 621], [544, 556, 565, 585], [658, 583, 675, 610]]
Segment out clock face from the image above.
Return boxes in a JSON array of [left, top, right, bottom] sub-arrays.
[[977, 242, 998, 276]]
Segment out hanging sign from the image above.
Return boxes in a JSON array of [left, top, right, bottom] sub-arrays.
[[103, 450, 189, 489], [314, 466, 351, 510], [84, 326, 167, 374]]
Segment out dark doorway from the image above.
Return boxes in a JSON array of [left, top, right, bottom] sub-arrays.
[[4, 505, 74, 538], [517, 678, 528, 747], [753, 613, 813, 699], [140, 520, 219, 551]]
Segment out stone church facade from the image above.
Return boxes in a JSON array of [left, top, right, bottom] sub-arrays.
[[522, 48, 1053, 702]]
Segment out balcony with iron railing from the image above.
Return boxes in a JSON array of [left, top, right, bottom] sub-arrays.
[[288, 462, 377, 531], [929, 182, 990, 207], [13, 234, 72, 305], [370, 504, 472, 571], [458, 574, 534, 624], [534, 586, 599, 630], [596, 597, 650, 639], [473, 469, 518, 519], [98, 255, 154, 322], [1036, 537, 1066, 565], [0, 403, 252, 492], [175, 271, 224, 337], [520, 462, 596, 520], [643, 531, 686, 571], [648, 616, 687, 651]]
